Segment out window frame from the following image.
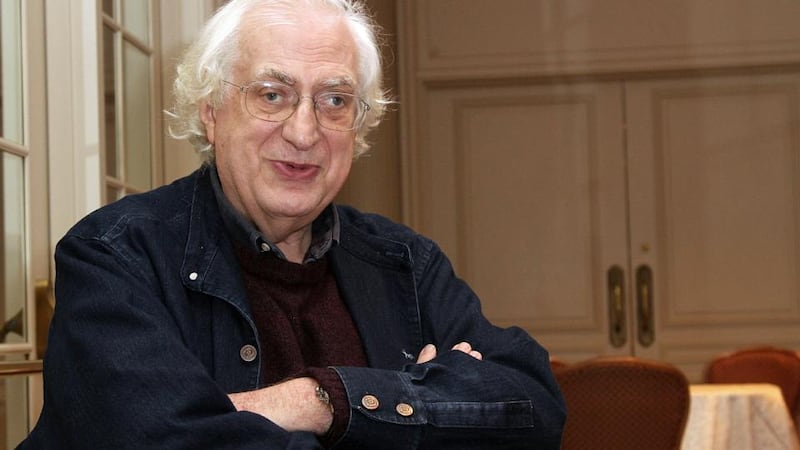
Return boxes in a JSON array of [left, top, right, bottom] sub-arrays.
[[99, 0, 163, 203]]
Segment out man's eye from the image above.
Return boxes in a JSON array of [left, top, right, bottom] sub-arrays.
[[328, 95, 345, 107], [319, 93, 352, 109], [250, 83, 294, 106], [258, 90, 285, 104]]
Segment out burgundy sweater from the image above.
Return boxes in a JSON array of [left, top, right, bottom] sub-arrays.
[[234, 243, 368, 445]]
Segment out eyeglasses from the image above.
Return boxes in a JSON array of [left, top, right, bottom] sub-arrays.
[[223, 80, 370, 132]]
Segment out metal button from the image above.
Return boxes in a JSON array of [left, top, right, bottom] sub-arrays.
[[188, 272, 198, 281], [361, 394, 380, 410], [239, 344, 257, 362], [260, 242, 271, 252], [396, 403, 414, 417]]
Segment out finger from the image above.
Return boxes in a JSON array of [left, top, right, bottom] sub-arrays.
[[451, 341, 472, 353], [417, 344, 437, 364], [451, 342, 482, 360]]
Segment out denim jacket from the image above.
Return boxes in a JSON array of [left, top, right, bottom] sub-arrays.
[[21, 166, 565, 450]]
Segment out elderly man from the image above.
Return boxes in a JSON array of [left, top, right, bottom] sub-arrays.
[[21, 0, 565, 448]]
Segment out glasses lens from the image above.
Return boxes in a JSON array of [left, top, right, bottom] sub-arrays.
[[315, 92, 359, 131], [244, 81, 297, 122]]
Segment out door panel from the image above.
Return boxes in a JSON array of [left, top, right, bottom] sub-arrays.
[[411, 72, 800, 381], [402, 0, 800, 384], [626, 73, 800, 379], [415, 81, 630, 360]]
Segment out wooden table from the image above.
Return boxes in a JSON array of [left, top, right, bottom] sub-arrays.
[[681, 383, 800, 450]]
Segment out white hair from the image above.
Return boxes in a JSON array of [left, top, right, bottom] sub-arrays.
[[168, 0, 390, 161]]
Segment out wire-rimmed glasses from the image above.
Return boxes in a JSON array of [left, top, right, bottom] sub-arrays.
[[223, 80, 370, 132]]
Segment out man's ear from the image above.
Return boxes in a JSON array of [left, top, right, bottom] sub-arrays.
[[200, 102, 216, 144]]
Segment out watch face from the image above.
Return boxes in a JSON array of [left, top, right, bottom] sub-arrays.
[[316, 385, 333, 412]]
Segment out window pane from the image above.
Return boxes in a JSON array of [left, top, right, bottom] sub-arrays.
[[123, 42, 151, 190], [1, 354, 33, 448], [0, 0, 24, 144], [1, 153, 26, 345], [122, 0, 150, 45], [103, 25, 118, 178]]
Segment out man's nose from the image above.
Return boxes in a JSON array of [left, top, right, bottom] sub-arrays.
[[281, 97, 320, 149]]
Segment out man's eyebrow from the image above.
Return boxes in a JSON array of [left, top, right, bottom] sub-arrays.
[[254, 69, 356, 90], [319, 76, 356, 90], [254, 68, 295, 85]]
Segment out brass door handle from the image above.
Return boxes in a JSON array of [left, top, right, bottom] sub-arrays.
[[636, 265, 654, 347], [607, 266, 627, 348]]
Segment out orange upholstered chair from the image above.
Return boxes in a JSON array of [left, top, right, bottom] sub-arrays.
[[704, 346, 800, 426], [549, 357, 568, 373], [555, 356, 690, 450]]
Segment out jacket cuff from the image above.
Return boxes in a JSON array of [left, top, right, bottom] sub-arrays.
[[329, 366, 424, 449]]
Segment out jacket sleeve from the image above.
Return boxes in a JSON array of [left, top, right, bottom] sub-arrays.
[[21, 233, 324, 450], [330, 239, 566, 449]]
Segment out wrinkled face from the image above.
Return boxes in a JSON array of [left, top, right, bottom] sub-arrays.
[[201, 9, 358, 239]]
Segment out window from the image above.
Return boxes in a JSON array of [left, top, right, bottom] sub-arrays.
[[0, 0, 38, 445], [0, 0, 27, 352], [100, 0, 161, 202]]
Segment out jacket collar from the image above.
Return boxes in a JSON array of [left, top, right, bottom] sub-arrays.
[[180, 166, 252, 317]]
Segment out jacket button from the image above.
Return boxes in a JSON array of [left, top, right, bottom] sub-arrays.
[[188, 272, 198, 281], [396, 403, 414, 417], [361, 394, 380, 410], [239, 344, 257, 362]]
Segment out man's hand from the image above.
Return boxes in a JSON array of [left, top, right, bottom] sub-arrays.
[[228, 377, 333, 435], [416, 341, 483, 364]]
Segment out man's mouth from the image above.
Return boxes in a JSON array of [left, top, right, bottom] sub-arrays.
[[274, 160, 319, 180]]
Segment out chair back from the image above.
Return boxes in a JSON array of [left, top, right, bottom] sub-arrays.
[[705, 346, 800, 421], [555, 356, 690, 450], [549, 357, 568, 373]]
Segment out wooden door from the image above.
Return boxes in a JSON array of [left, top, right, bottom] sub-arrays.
[[399, 0, 800, 381], [409, 71, 800, 380], [625, 72, 800, 379], [413, 81, 632, 360]]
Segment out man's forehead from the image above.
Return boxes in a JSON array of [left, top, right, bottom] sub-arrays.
[[234, 15, 359, 87]]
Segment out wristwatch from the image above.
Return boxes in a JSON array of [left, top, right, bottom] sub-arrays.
[[315, 385, 334, 413]]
